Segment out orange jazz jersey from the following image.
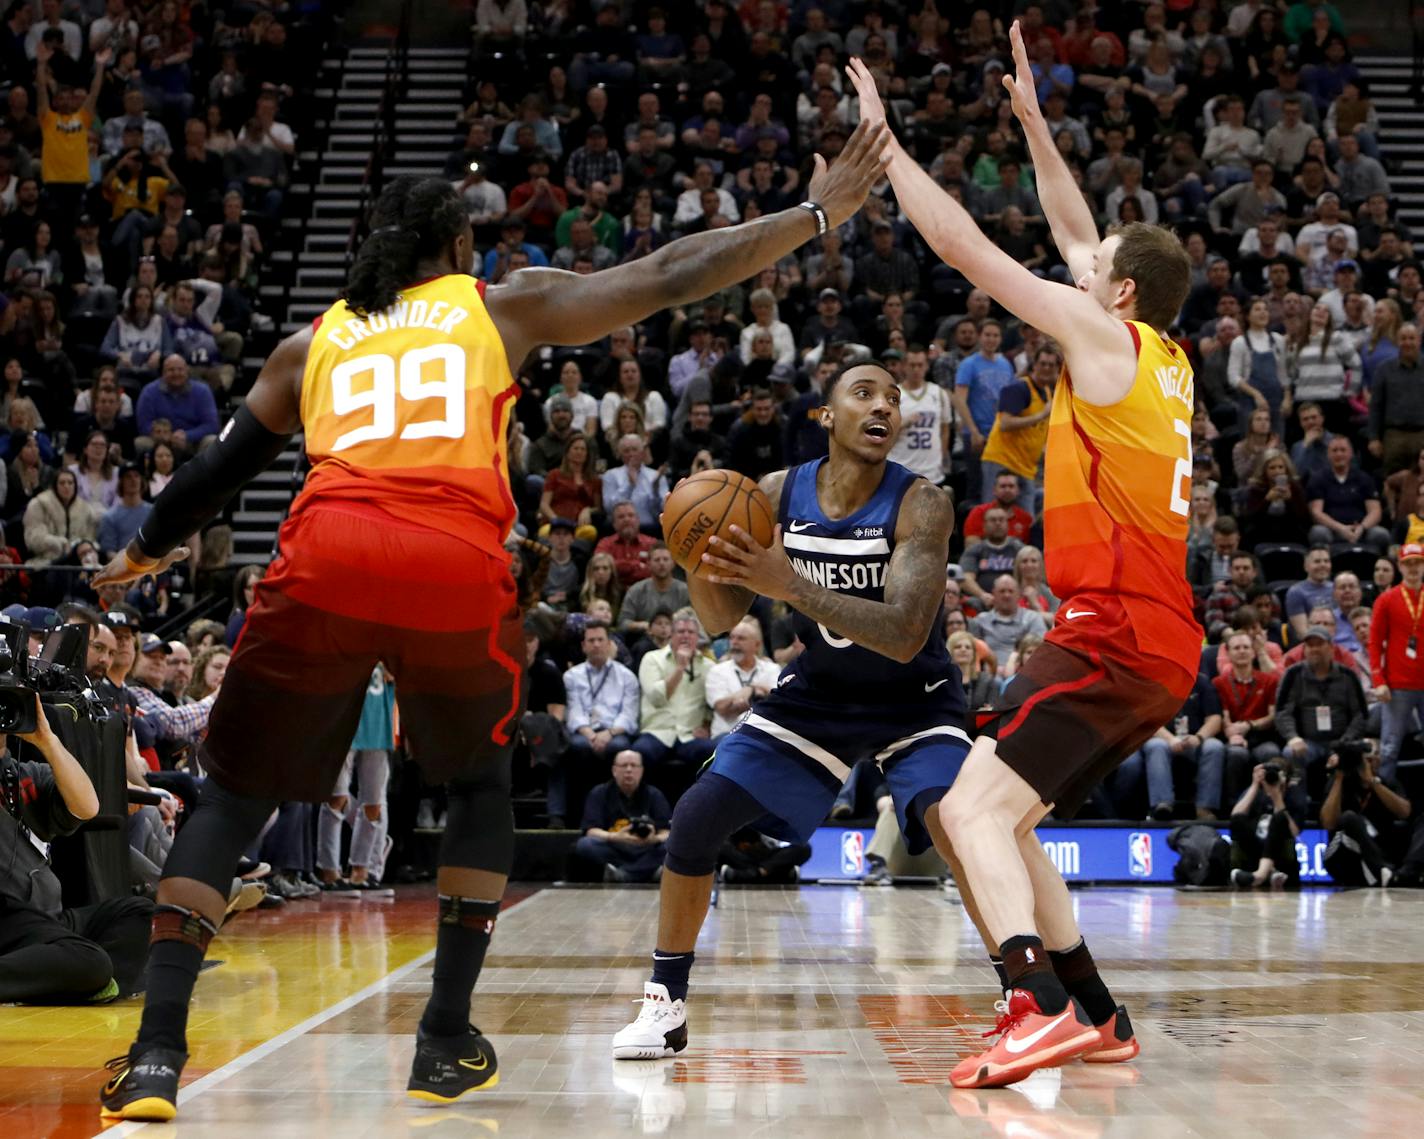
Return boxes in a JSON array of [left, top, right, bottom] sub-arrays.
[[295, 274, 518, 560], [1041, 320, 1200, 682]]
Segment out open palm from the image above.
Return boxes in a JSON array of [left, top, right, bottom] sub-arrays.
[[846, 57, 887, 128]]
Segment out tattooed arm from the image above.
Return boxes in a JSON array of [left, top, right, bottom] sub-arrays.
[[686, 470, 787, 636], [486, 120, 890, 365], [702, 479, 954, 664]]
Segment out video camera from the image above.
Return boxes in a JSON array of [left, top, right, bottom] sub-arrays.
[[0, 619, 107, 733]]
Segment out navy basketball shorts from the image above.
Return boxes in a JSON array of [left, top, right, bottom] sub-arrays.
[[708, 672, 969, 854]]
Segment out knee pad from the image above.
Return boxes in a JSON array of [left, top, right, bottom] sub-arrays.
[[663, 772, 765, 878], [439, 770, 515, 874]]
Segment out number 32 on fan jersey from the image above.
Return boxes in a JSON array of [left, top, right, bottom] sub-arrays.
[[328, 345, 467, 452]]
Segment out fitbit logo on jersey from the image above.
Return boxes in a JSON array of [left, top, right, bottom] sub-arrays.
[[788, 557, 887, 590], [676, 511, 716, 563]]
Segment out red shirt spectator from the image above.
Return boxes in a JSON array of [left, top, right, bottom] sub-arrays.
[[963, 473, 1034, 542], [1214, 632, 1280, 733], [1369, 545, 1424, 691], [595, 502, 657, 589]]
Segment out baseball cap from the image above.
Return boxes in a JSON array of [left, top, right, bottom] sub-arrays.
[[769, 362, 795, 385], [932, 62, 952, 77], [548, 517, 576, 533], [24, 607, 58, 630], [1302, 625, 1333, 642], [1335, 259, 1359, 273], [548, 394, 573, 412], [881, 348, 904, 361], [103, 610, 140, 631], [818, 287, 842, 302], [139, 633, 171, 655], [872, 218, 894, 232], [1401, 544, 1424, 563], [1316, 191, 1340, 206], [585, 123, 606, 137], [0, 603, 25, 622]]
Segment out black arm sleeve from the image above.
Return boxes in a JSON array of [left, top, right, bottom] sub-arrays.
[[134, 405, 294, 560]]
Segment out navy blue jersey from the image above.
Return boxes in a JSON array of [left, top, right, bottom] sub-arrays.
[[777, 457, 957, 703]]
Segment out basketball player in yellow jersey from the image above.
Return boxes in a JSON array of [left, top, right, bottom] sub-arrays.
[[94, 126, 891, 1121], [851, 28, 1198, 1089]]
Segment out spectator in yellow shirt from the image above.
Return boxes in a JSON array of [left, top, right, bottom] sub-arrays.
[[36, 42, 109, 218]]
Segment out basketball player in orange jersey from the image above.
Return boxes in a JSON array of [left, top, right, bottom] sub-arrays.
[[93, 121, 891, 1121], [850, 27, 1198, 1091]]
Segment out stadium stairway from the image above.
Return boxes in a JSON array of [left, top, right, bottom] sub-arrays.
[[1356, 54, 1424, 231]]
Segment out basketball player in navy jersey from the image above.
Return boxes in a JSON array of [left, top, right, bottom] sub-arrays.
[[613, 361, 977, 1059]]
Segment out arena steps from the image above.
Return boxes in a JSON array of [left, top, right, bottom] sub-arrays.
[[1356, 55, 1424, 229]]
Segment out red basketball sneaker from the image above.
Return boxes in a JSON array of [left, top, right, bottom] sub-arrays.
[[950, 989, 1100, 1090], [1079, 1004, 1140, 1063]]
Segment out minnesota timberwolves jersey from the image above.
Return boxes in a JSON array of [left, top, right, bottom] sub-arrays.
[[778, 457, 957, 702]]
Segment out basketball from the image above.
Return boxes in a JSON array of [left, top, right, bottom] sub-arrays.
[[662, 470, 776, 576]]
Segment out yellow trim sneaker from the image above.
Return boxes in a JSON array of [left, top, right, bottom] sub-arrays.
[[407, 1025, 500, 1104], [98, 1045, 186, 1121]]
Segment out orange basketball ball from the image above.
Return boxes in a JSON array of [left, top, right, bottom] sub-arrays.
[[662, 470, 776, 576]]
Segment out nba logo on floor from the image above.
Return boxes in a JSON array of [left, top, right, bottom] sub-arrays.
[[841, 831, 865, 876], [1128, 832, 1152, 877]]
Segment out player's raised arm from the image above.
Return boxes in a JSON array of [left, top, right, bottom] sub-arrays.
[[485, 120, 891, 364], [844, 58, 1136, 402], [1000, 21, 1099, 283], [702, 480, 953, 664], [93, 328, 308, 586]]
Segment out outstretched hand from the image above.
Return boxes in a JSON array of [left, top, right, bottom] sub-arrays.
[[845, 57, 887, 129], [805, 116, 893, 229], [1002, 20, 1042, 128], [92, 545, 192, 588]]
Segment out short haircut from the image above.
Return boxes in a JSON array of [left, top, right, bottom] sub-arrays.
[[1107, 223, 1192, 331], [1212, 515, 1239, 536], [824, 360, 895, 403], [649, 541, 670, 555], [582, 619, 610, 638]]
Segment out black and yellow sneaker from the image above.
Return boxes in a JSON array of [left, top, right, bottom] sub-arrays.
[[406, 1025, 500, 1104], [98, 1045, 186, 1121]]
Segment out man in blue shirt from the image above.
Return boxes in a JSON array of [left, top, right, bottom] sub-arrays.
[[953, 320, 1016, 502], [1285, 546, 1336, 639], [557, 622, 640, 827], [98, 465, 153, 557], [135, 355, 219, 455], [1306, 436, 1389, 554], [602, 435, 668, 531]]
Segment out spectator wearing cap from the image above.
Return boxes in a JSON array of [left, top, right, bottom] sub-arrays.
[[541, 519, 585, 609], [1307, 435, 1389, 553], [135, 355, 219, 455], [798, 287, 858, 359], [128, 631, 218, 748], [97, 463, 151, 557], [1368, 324, 1424, 475], [481, 217, 550, 280], [1276, 623, 1369, 801], [1370, 544, 1424, 778], [527, 396, 576, 477], [1297, 192, 1359, 264]]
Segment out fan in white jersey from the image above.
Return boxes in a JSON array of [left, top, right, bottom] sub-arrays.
[[887, 345, 953, 484]]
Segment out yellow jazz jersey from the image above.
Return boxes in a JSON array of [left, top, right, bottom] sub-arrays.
[[1041, 319, 1199, 670], [296, 274, 517, 559]]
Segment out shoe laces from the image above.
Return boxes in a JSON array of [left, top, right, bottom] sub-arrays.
[[982, 999, 1029, 1041], [632, 996, 679, 1024]]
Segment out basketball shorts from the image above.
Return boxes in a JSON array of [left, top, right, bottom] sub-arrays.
[[978, 592, 1197, 819], [708, 669, 969, 854], [199, 504, 524, 802]]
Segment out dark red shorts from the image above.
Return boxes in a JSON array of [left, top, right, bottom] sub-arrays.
[[199, 504, 524, 801], [978, 594, 1196, 819]]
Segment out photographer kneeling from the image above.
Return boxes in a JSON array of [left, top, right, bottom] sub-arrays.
[[1229, 756, 1308, 890], [573, 750, 671, 883], [0, 695, 153, 1002], [1320, 742, 1420, 887]]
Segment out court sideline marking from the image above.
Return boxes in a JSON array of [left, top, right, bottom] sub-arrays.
[[89, 889, 549, 1137]]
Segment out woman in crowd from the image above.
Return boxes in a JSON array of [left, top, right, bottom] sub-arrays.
[[544, 358, 599, 438], [1229, 299, 1289, 437], [225, 565, 264, 646], [1013, 545, 1058, 616], [5, 430, 52, 540], [186, 644, 230, 701], [185, 618, 225, 651], [1000, 632, 1044, 686], [599, 359, 667, 450], [1187, 483, 1220, 563], [539, 433, 601, 541], [578, 551, 623, 620], [738, 287, 797, 368], [69, 429, 117, 509], [1287, 301, 1361, 434], [5, 221, 61, 289], [23, 468, 99, 566], [1231, 406, 1281, 491], [1361, 297, 1402, 389], [144, 441, 177, 498], [100, 284, 171, 391], [1241, 448, 1311, 548], [949, 630, 996, 710]]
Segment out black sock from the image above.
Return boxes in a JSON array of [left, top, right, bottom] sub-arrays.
[[135, 906, 218, 1054], [989, 955, 1010, 994], [999, 934, 1069, 1015], [420, 896, 499, 1038], [1049, 938, 1117, 1026], [651, 949, 694, 1001]]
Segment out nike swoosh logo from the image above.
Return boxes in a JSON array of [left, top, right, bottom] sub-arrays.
[[458, 1055, 490, 1072], [924, 679, 950, 692], [786, 521, 815, 532], [1002, 1009, 1073, 1054], [1064, 609, 1096, 620]]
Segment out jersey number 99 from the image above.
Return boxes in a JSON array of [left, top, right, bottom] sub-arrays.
[[328, 345, 467, 452]]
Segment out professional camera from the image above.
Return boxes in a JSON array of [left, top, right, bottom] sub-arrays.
[[627, 816, 656, 840], [1334, 741, 1369, 779], [0, 620, 105, 733], [1262, 761, 1284, 786]]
